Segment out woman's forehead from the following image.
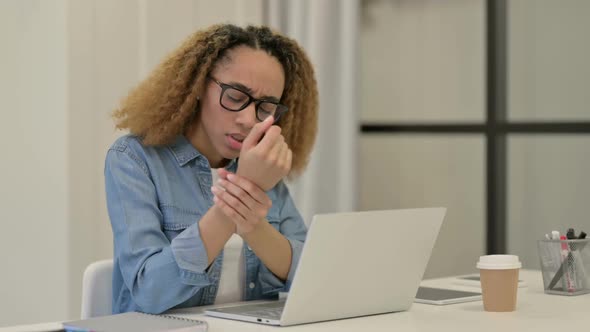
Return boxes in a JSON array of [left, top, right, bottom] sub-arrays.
[[213, 47, 285, 97]]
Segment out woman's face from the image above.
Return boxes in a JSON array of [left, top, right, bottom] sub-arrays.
[[190, 46, 285, 168]]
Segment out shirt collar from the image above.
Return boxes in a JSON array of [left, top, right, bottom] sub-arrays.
[[169, 135, 202, 166], [169, 135, 238, 171]]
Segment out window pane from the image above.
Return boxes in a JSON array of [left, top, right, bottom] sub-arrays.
[[360, 135, 485, 278], [508, 0, 590, 121], [508, 136, 590, 269], [360, 0, 485, 123]]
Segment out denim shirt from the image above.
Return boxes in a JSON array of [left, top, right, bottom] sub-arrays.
[[104, 134, 307, 314]]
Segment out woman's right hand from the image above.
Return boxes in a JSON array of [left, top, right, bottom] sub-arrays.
[[237, 116, 292, 191]]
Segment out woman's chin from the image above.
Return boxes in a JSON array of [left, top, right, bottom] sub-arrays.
[[221, 147, 240, 160]]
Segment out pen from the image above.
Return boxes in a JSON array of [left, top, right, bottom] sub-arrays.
[[547, 231, 562, 290], [547, 229, 588, 291], [573, 230, 588, 290], [559, 235, 575, 292], [566, 228, 576, 240]]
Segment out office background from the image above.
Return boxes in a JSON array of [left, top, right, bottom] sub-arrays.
[[1, 0, 589, 327]]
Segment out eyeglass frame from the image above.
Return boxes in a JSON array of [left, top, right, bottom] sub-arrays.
[[207, 76, 289, 123]]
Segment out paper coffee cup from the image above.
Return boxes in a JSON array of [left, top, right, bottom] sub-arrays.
[[476, 255, 521, 312]]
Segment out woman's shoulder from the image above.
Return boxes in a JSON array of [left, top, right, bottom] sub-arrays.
[[106, 134, 167, 170], [108, 134, 169, 158], [105, 135, 152, 172], [109, 134, 146, 153]]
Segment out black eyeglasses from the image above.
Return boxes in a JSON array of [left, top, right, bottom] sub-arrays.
[[208, 76, 288, 123]]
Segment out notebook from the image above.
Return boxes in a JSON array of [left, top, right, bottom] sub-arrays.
[[205, 208, 446, 326], [62, 311, 207, 332]]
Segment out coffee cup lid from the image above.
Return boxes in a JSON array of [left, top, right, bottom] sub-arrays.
[[476, 255, 522, 270]]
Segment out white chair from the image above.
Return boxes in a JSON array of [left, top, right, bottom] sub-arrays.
[[80, 259, 114, 319]]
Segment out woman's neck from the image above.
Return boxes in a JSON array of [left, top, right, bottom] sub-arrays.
[[185, 121, 228, 168]]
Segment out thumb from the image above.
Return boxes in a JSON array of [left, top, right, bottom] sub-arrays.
[[242, 116, 274, 150], [217, 168, 231, 180]]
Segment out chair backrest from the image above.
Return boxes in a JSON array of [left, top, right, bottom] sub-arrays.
[[81, 259, 114, 319]]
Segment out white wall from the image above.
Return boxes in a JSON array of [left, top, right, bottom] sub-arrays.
[[0, 0, 262, 327], [0, 0, 69, 326]]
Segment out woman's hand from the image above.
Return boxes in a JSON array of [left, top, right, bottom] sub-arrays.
[[237, 116, 292, 191], [211, 169, 272, 235]]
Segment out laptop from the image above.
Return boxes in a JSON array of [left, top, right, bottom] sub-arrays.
[[205, 208, 446, 326]]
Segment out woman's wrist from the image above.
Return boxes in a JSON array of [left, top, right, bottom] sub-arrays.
[[239, 219, 267, 242], [209, 204, 237, 233]]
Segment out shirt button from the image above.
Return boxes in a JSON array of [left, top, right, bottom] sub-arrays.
[[249, 282, 256, 289]]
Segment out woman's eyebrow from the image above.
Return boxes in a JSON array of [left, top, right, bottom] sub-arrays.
[[228, 81, 280, 102]]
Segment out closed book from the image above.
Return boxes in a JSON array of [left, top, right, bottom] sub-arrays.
[[62, 311, 207, 332]]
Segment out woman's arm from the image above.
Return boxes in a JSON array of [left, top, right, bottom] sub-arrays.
[[197, 204, 236, 265], [105, 145, 235, 313], [241, 220, 292, 280], [212, 170, 306, 282], [213, 116, 305, 287], [214, 175, 291, 279]]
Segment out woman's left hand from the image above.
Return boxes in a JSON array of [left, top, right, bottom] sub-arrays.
[[211, 168, 272, 235]]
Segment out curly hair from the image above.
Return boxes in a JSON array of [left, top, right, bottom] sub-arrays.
[[113, 24, 318, 177]]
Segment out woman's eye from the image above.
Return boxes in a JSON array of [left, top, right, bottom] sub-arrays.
[[225, 91, 248, 102], [228, 95, 245, 102]]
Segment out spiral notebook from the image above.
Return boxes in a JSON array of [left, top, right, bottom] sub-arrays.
[[62, 311, 207, 332]]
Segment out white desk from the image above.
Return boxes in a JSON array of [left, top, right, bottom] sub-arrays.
[[4, 270, 589, 331], [168, 269, 590, 331]]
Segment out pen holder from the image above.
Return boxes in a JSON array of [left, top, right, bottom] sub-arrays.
[[537, 239, 590, 296]]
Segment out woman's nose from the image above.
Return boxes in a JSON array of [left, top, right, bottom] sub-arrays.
[[235, 102, 257, 128]]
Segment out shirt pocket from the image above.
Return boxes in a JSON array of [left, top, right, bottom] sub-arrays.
[[160, 205, 201, 241]]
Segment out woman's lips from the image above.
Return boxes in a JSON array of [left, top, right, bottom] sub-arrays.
[[227, 134, 245, 150]]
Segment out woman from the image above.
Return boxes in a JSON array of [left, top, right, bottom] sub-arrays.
[[105, 24, 318, 314]]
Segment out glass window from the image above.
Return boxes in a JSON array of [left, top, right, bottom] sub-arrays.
[[508, 0, 590, 121], [360, 135, 486, 278], [508, 136, 590, 269], [361, 0, 485, 123]]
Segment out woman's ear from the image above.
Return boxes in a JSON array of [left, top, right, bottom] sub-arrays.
[[187, 99, 200, 124]]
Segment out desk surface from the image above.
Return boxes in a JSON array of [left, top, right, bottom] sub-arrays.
[[4, 270, 589, 331]]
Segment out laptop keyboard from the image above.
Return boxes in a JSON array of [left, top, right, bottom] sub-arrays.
[[209, 301, 286, 320], [243, 306, 284, 319]]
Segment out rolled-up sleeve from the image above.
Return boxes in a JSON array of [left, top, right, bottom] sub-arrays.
[[170, 222, 211, 283], [105, 146, 210, 313], [258, 181, 307, 293]]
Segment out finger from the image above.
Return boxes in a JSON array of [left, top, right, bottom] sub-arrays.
[[285, 148, 293, 171], [217, 168, 231, 180], [218, 178, 257, 208], [226, 173, 272, 207], [267, 137, 284, 162], [256, 126, 283, 153], [213, 195, 247, 224], [242, 116, 274, 150], [278, 143, 290, 168], [212, 186, 252, 219]]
